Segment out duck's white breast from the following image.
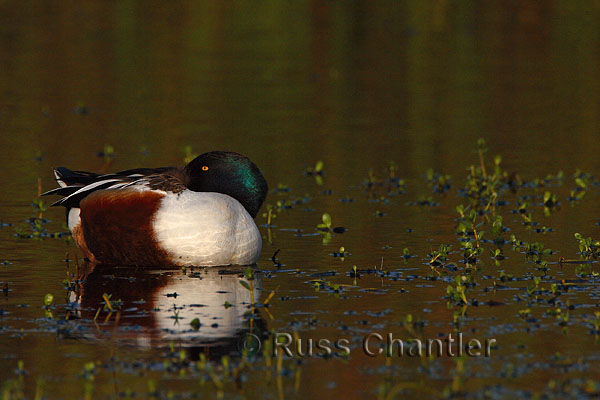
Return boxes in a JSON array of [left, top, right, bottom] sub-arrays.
[[152, 190, 261, 266]]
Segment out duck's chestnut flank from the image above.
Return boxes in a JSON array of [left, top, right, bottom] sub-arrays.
[[80, 189, 172, 266], [44, 151, 268, 267], [71, 222, 96, 262]]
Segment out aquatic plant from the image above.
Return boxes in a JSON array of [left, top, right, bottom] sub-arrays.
[[273, 183, 291, 193], [304, 161, 324, 185], [331, 246, 349, 260], [575, 263, 600, 278], [315, 213, 346, 245], [409, 195, 438, 207], [455, 204, 480, 236], [13, 180, 70, 240], [462, 241, 482, 265], [101, 293, 122, 312], [543, 191, 558, 207], [43, 293, 53, 307], [459, 138, 511, 214], [304, 160, 324, 176], [362, 163, 406, 196], [101, 144, 114, 161], [446, 275, 469, 306], [490, 215, 507, 243], [428, 244, 451, 266], [426, 168, 451, 193], [262, 204, 277, 227], [491, 248, 504, 260], [310, 279, 350, 294], [526, 276, 544, 297], [316, 213, 332, 232], [183, 145, 198, 164], [401, 248, 413, 260], [588, 312, 600, 335], [574, 233, 600, 258]]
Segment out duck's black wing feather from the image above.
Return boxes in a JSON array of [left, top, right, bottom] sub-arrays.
[[43, 166, 177, 208]]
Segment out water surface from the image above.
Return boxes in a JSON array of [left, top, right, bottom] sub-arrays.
[[2, 2, 600, 399]]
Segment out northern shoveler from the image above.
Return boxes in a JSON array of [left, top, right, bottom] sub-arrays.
[[44, 151, 268, 267]]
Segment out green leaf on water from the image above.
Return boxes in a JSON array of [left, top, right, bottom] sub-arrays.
[[322, 213, 332, 228], [44, 293, 53, 307], [315, 160, 323, 172]]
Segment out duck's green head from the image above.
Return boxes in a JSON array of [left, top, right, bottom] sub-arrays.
[[185, 151, 268, 218]]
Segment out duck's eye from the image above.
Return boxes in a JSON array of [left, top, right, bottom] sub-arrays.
[[202, 166, 209, 171]]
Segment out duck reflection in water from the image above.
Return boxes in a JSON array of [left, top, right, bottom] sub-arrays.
[[67, 262, 266, 359]]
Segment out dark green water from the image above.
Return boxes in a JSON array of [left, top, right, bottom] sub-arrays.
[[2, 1, 600, 399]]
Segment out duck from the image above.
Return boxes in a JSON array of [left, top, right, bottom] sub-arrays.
[[43, 151, 268, 267]]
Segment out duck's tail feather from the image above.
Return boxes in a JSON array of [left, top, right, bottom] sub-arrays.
[[53, 167, 100, 187], [42, 167, 102, 207]]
